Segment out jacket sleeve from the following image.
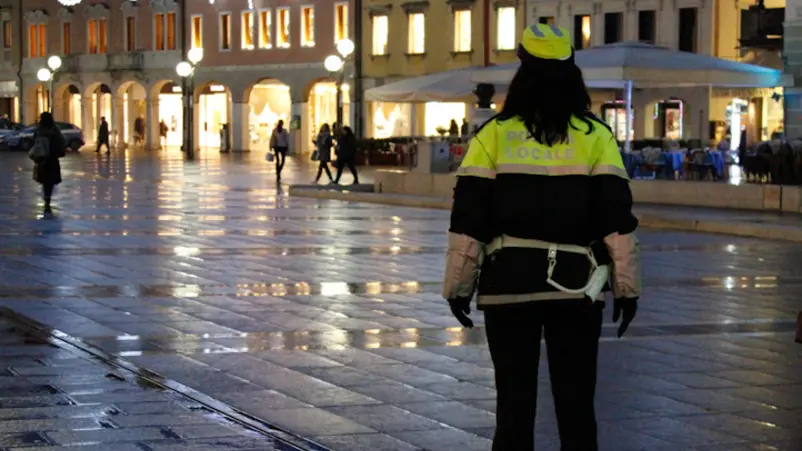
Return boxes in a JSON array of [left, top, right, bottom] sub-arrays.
[[590, 131, 641, 299], [443, 123, 497, 300]]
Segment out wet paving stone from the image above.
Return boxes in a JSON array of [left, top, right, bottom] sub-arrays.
[[2, 151, 802, 450]]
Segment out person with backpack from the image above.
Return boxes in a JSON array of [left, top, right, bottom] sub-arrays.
[[30, 112, 66, 215]]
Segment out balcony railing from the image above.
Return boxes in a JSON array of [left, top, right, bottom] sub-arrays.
[[24, 50, 181, 74]]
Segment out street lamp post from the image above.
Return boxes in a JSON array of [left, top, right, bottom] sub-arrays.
[[176, 48, 203, 159], [324, 39, 354, 139], [36, 56, 63, 114]]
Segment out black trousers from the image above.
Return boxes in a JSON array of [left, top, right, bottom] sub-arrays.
[[484, 299, 603, 451], [96, 139, 109, 153], [42, 184, 54, 205], [335, 159, 359, 184], [274, 147, 287, 179], [315, 161, 333, 182]]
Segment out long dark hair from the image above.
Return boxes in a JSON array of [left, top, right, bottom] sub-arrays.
[[497, 60, 598, 146], [39, 112, 56, 131]]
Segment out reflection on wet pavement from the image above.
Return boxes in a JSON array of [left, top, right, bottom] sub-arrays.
[[1, 150, 802, 451]]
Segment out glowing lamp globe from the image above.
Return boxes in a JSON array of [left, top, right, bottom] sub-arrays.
[[336, 39, 355, 58], [324, 55, 344, 73], [37, 68, 52, 82], [176, 62, 192, 78], [188, 48, 204, 65], [47, 56, 62, 71], [58, 0, 83, 6]]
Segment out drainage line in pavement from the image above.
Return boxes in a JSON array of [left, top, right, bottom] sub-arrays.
[[0, 307, 334, 451]]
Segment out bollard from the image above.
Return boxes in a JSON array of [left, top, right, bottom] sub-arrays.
[[796, 312, 802, 344]]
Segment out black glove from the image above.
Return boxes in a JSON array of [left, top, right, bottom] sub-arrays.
[[448, 297, 474, 329], [613, 297, 638, 338]]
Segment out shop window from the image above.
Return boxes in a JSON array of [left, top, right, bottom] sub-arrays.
[[192, 15, 202, 49], [242, 11, 254, 49], [125, 17, 135, 51], [678, 7, 697, 52], [301, 6, 314, 47], [604, 12, 622, 44], [2, 20, 11, 49], [496, 7, 516, 50], [573, 15, 591, 49], [98, 19, 107, 54], [259, 9, 272, 49], [538, 16, 555, 25], [638, 10, 655, 43], [372, 15, 388, 55], [425, 102, 465, 136], [453, 9, 471, 52], [62, 22, 71, 55], [154, 14, 164, 51], [220, 13, 231, 50], [28, 25, 36, 57], [407, 13, 425, 54], [88, 19, 98, 54], [335, 3, 348, 42], [38, 24, 46, 57], [166, 12, 176, 50], [277, 8, 290, 48]]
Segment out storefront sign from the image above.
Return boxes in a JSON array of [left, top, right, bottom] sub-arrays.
[[291, 114, 301, 130]]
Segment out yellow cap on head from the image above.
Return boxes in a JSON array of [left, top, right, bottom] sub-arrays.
[[519, 23, 572, 60]]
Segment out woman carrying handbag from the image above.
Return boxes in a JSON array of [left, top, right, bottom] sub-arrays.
[[313, 123, 334, 183], [29, 112, 66, 216]]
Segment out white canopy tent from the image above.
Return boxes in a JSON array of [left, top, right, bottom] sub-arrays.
[[365, 68, 481, 103], [471, 42, 784, 152]]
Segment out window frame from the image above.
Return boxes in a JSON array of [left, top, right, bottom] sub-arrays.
[[258, 8, 272, 49], [276, 7, 291, 49], [407, 12, 425, 54], [371, 14, 389, 56], [191, 14, 203, 49], [219, 11, 232, 51], [495, 6, 516, 50], [153, 13, 165, 51], [166, 12, 176, 50], [453, 8, 471, 52], [87, 19, 98, 54], [300, 5, 315, 48], [61, 21, 71, 55], [98, 18, 107, 54], [334, 2, 348, 43], [124, 15, 136, 52], [241, 10, 255, 50], [2, 20, 11, 50]]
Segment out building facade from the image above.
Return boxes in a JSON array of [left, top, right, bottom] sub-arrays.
[[7, 0, 354, 153], [526, 0, 784, 145], [361, 0, 526, 137]]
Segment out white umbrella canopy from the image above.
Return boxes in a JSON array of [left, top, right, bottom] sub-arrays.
[[472, 41, 783, 88], [365, 68, 481, 103]]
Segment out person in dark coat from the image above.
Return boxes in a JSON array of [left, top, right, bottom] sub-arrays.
[[96, 116, 110, 154], [313, 123, 334, 183], [334, 126, 359, 184], [31, 112, 66, 215]]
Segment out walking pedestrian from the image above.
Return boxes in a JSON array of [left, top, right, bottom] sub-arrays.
[[313, 123, 334, 183], [334, 126, 359, 184], [30, 112, 66, 216], [95, 116, 110, 154], [269, 120, 290, 181], [159, 120, 169, 147], [442, 23, 641, 451]]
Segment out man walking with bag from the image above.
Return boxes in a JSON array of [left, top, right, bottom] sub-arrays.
[[95, 116, 110, 154]]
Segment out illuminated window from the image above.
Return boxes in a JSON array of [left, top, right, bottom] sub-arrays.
[[192, 15, 202, 49], [335, 3, 348, 41], [125, 17, 135, 51], [166, 12, 176, 50], [98, 19, 107, 54], [28, 25, 36, 57], [573, 15, 591, 49], [220, 13, 231, 50], [258, 9, 272, 49], [301, 6, 314, 47], [372, 15, 388, 55], [277, 8, 290, 48], [88, 19, 98, 54], [496, 7, 516, 50], [154, 14, 164, 51], [407, 13, 425, 54], [2, 21, 11, 50], [38, 24, 46, 57], [453, 9, 471, 52], [242, 11, 254, 49], [62, 22, 71, 54]]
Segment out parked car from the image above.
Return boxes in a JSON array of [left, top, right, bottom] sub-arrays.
[[0, 123, 25, 148], [4, 122, 84, 152]]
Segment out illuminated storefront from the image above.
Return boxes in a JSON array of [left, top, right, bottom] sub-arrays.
[[655, 99, 683, 140], [198, 84, 230, 149], [158, 83, 183, 148], [424, 102, 466, 136], [308, 81, 349, 141], [371, 102, 411, 138], [601, 101, 633, 141], [249, 80, 291, 148]]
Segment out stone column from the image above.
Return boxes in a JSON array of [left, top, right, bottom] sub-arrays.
[[82, 96, 96, 144], [111, 96, 125, 149], [625, 0, 637, 41], [658, 0, 677, 48], [231, 101, 250, 152], [145, 95, 160, 150], [687, 87, 710, 140]]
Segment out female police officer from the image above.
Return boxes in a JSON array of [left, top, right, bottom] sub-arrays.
[[443, 23, 641, 450]]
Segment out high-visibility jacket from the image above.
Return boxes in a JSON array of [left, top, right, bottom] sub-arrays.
[[444, 114, 640, 307]]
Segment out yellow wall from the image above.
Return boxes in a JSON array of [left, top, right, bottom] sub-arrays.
[[362, 0, 525, 79]]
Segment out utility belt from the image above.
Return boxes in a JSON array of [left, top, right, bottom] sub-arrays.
[[486, 235, 610, 300]]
